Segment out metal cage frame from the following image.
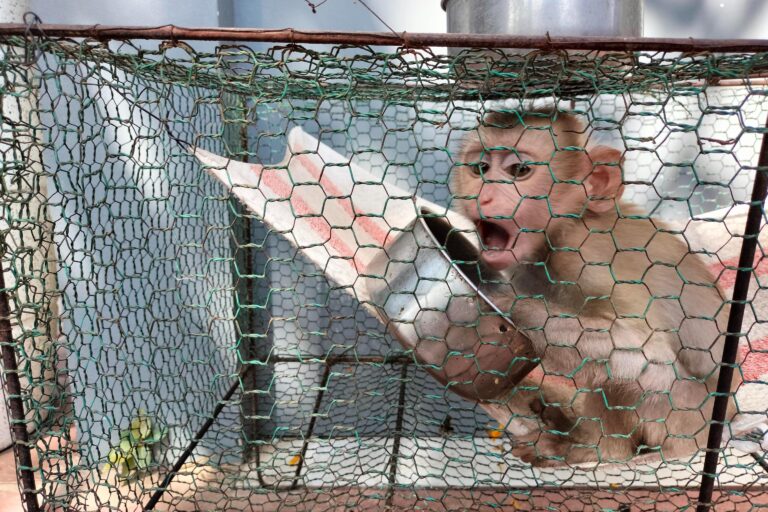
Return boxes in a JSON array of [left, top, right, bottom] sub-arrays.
[[0, 23, 767, 512]]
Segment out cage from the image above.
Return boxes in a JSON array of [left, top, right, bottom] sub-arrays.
[[1, 24, 768, 512]]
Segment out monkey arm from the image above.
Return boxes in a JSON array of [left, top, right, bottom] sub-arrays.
[[414, 326, 537, 402]]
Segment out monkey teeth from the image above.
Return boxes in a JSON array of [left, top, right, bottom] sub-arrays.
[[477, 220, 512, 251], [476, 220, 518, 270]]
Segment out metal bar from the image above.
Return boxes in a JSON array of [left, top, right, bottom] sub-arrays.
[[750, 452, 768, 473], [708, 78, 768, 87], [289, 363, 332, 490], [234, 95, 260, 465], [0, 265, 40, 512], [385, 364, 409, 507], [240, 483, 768, 492], [2, 23, 768, 51], [266, 354, 413, 365], [144, 365, 251, 511], [696, 120, 768, 511]]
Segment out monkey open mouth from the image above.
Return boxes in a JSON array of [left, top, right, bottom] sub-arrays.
[[476, 220, 517, 270]]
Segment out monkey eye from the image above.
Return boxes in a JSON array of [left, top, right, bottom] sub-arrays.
[[507, 163, 533, 180], [471, 161, 489, 176]]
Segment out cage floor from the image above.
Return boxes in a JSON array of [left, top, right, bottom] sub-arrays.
[[52, 435, 768, 511], [2, 419, 766, 511], [65, 463, 768, 512]]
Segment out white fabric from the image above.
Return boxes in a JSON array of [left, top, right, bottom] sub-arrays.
[[194, 127, 474, 305]]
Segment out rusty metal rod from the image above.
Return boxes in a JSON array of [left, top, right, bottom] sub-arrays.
[[261, 354, 414, 365], [696, 118, 768, 511], [2, 23, 768, 51], [0, 265, 40, 512], [385, 364, 409, 508], [289, 363, 331, 491], [144, 365, 251, 511]]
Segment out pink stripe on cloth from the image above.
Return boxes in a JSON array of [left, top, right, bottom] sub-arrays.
[[739, 336, 768, 381], [259, 167, 356, 270], [297, 154, 390, 247], [709, 252, 768, 290]]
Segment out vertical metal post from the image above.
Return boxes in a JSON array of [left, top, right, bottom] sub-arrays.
[[144, 365, 251, 511], [235, 97, 259, 462], [0, 265, 40, 512], [289, 363, 332, 490], [385, 364, 408, 508], [696, 120, 768, 511], [223, 93, 271, 486]]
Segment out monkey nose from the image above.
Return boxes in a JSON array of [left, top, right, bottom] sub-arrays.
[[479, 190, 494, 206]]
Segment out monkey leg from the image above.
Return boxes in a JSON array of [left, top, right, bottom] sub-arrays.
[[509, 397, 587, 467], [507, 381, 581, 467], [642, 372, 741, 460], [512, 384, 641, 467]]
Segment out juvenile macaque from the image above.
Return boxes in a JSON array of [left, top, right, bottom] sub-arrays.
[[451, 109, 740, 466]]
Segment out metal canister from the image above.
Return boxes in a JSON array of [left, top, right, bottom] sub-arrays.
[[443, 0, 643, 52], [365, 208, 538, 401]]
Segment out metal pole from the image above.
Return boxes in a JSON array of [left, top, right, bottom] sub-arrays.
[[289, 364, 331, 491], [0, 265, 40, 512], [144, 365, 251, 511], [696, 119, 768, 511], [385, 364, 409, 508], [0, 24, 768, 51]]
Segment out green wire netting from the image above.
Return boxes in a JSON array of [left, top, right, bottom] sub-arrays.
[[1, 35, 768, 511]]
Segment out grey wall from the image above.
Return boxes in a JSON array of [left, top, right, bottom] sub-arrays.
[[231, 0, 444, 34], [25, 0, 236, 475]]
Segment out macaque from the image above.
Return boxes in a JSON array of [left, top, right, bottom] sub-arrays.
[[450, 109, 740, 466]]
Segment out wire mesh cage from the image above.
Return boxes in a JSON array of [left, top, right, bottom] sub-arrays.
[[1, 27, 768, 511]]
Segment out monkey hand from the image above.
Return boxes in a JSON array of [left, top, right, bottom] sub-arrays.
[[509, 403, 635, 467], [510, 401, 591, 467], [511, 430, 604, 468], [511, 417, 640, 468]]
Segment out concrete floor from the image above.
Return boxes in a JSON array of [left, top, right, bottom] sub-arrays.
[[1, 432, 767, 510]]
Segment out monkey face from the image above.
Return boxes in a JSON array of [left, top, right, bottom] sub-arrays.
[[471, 154, 553, 270], [455, 127, 561, 270], [453, 118, 624, 272]]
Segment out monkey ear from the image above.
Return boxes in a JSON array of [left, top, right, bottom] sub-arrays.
[[583, 145, 624, 214]]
